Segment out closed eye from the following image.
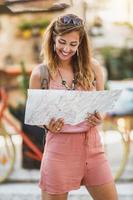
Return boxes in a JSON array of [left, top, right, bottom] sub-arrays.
[[58, 39, 66, 44], [58, 39, 78, 47], [70, 43, 78, 47]]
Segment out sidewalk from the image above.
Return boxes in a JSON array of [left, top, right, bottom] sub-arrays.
[[0, 182, 133, 200], [1, 168, 133, 200]]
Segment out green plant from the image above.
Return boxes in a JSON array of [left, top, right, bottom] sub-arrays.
[[100, 47, 133, 80], [34, 19, 49, 29], [18, 19, 50, 31], [18, 21, 33, 30], [18, 61, 29, 99]]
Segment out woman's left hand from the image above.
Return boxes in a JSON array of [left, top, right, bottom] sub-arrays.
[[85, 111, 103, 126]]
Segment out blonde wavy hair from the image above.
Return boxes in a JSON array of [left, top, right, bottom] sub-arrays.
[[41, 13, 94, 90]]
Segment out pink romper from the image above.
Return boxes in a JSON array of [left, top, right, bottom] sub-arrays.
[[38, 79, 113, 194]]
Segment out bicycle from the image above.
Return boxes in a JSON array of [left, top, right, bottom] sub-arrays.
[[101, 113, 132, 181], [0, 87, 43, 183]]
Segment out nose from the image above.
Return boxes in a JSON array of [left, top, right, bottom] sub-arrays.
[[63, 45, 71, 52]]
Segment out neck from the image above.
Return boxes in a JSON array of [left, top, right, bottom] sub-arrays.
[[59, 60, 72, 70]]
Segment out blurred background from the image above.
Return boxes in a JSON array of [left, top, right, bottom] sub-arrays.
[[0, 0, 133, 199]]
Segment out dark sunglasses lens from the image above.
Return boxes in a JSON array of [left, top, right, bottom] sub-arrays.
[[73, 18, 82, 25], [62, 16, 71, 24]]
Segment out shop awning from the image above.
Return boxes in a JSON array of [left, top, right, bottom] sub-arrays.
[[0, 0, 71, 14]]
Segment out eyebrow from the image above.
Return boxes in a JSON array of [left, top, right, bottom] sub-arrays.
[[59, 38, 78, 43]]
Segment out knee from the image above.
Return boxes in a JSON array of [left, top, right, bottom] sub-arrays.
[[41, 190, 68, 200]]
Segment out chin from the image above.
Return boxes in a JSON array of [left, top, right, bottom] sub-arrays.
[[60, 57, 71, 61], [58, 55, 71, 61]]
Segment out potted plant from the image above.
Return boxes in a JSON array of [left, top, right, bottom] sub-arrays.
[[100, 47, 133, 80], [17, 19, 50, 38]]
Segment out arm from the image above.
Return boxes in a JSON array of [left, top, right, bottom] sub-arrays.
[[86, 59, 105, 127], [29, 66, 46, 130], [29, 66, 41, 89], [92, 58, 105, 91], [29, 66, 64, 133]]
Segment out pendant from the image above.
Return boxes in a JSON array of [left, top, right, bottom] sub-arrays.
[[62, 79, 75, 90]]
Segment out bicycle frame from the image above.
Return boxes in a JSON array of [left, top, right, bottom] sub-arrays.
[[0, 87, 43, 161]]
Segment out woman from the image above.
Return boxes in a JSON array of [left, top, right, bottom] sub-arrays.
[[29, 14, 118, 200]]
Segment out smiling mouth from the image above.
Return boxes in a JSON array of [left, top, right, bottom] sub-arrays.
[[61, 51, 71, 56]]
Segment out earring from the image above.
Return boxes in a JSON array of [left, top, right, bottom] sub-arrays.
[[76, 49, 79, 56], [54, 44, 56, 52]]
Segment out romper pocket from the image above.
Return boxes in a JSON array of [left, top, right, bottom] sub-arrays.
[[87, 126, 103, 150], [46, 131, 69, 145], [95, 127, 102, 147]]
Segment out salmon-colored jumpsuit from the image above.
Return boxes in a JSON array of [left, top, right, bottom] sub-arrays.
[[38, 78, 113, 194]]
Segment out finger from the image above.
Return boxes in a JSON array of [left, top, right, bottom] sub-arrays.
[[59, 118, 65, 126], [87, 115, 100, 124], [52, 121, 58, 131], [85, 113, 94, 121], [57, 121, 64, 130], [88, 118, 96, 125], [54, 118, 63, 127], [86, 112, 93, 118], [91, 115, 101, 123], [49, 118, 55, 126], [57, 118, 64, 124], [88, 120, 96, 126], [56, 118, 64, 126], [52, 119, 61, 131], [95, 111, 102, 119], [49, 118, 56, 130], [49, 118, 65, 132], [88, 118, 101, 125], [55, 118, 64, 131], [86, 115, 97, 122]]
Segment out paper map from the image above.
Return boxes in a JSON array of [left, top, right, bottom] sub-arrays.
[[24, 89, 122, 125]]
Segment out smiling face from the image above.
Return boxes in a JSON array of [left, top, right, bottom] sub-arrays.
[[54, 31, 80, 62]]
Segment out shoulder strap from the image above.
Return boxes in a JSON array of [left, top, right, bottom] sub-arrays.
[[39, 64, 50, 89]]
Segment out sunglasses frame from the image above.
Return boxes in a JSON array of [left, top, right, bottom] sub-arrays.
[[60, 16, 83, 26]]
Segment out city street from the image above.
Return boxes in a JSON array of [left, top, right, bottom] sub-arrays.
[[0, 181, 133, 200]]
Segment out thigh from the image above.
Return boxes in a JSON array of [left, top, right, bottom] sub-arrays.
[[86, 181, 118, 200], [41, 190, 68, 200]]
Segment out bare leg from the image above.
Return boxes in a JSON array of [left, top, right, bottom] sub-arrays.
[[41, 190, 68, 200], [86, 181, 118, 200]]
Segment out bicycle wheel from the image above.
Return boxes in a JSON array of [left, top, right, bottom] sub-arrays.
[[0, 122, 16, 183], [101, 117, 130, 181]]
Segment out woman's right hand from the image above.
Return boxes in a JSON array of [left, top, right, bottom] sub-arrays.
[[45, 118, 64, 133]]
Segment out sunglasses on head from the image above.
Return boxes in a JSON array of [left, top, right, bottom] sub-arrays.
[[60, 16, 83, 26]]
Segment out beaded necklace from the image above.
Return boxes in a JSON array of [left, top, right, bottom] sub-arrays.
[[57, 68, 77, 90]]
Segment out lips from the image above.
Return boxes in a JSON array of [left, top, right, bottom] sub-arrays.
[[61, 51, 70, 56], [57, 49, 75, 60]]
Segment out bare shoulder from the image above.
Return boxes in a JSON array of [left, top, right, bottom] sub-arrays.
[[31, 65, 41, 78], [91, 58, 105, 90], [91, 58, 103, 75], [29, 65, 41, 89]]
